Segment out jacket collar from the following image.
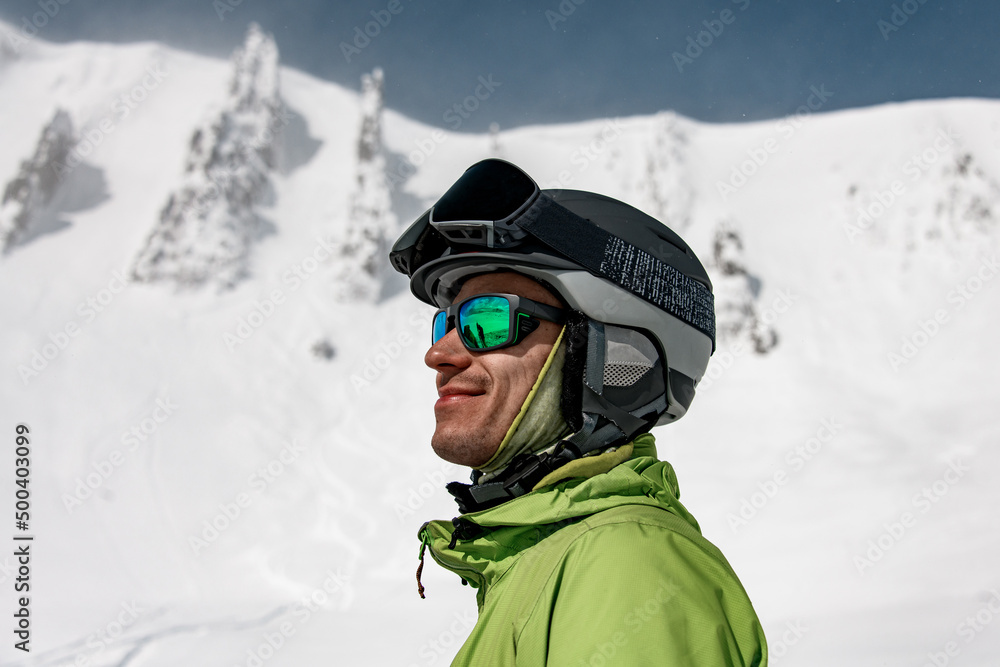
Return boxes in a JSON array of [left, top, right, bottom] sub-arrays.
[[416, 433, 699, 601]]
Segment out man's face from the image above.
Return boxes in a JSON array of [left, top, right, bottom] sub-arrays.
[[424, 272, 563, 468]]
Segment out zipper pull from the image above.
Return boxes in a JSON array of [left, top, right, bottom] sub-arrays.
[[416, 530, 431, 599]]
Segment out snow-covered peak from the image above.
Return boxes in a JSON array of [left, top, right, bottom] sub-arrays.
[[229, 22, 281, 115]]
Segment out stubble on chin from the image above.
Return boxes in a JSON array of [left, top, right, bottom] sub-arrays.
[[430, 421, 501, 469]]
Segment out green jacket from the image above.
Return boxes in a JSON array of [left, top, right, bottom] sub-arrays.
[[417, 434, 767, 666]]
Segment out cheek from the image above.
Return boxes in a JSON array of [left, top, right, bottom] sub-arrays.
[[506, 351, 551, 404]]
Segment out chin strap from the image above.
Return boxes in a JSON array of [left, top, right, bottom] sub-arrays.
[[446, 413, 626, 513]]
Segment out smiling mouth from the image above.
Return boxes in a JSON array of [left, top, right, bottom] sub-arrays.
[[438, 392, 483, 400], [435, 389, 485, 408]]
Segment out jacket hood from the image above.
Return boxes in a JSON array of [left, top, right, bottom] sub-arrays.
[[417, 433, 701, 599]]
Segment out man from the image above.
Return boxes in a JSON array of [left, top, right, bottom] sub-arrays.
[[390, 159, 767, 665]]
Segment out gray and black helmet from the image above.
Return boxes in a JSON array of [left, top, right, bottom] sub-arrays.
[[390, 159, 715, 509]]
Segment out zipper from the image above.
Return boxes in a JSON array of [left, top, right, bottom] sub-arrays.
[[417, 523, 487, 595]]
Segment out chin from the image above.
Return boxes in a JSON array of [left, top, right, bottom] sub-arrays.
[[431, 428, 498, 468]]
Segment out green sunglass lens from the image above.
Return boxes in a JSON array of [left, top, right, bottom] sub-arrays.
[[458, 296, 511, 349]]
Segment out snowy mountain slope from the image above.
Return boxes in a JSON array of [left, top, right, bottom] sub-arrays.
[[1, 22, 999, 666]]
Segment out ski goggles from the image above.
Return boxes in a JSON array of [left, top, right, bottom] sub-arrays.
[[432, 293, 566, 352], [389, 159, 541, 278]]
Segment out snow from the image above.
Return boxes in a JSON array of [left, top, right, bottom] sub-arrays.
[[1, 20, 999, 666]]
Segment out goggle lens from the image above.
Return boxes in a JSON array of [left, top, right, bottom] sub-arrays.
[[457, 296, 511, 349], [432, 160, 537, 224]]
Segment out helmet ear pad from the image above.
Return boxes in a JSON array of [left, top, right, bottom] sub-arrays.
[[560, 312, 669, 442], [560, 311, 591, 432]]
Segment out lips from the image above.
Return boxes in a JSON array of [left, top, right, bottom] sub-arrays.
[[438, 385, 485, 398], [436, 385, 486, 409]]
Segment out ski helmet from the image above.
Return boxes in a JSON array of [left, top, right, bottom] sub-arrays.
[[390, 159, 714, 507]]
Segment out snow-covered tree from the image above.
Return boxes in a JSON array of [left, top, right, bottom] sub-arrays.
[[637, 112, 694, 232], [0, 109, 74, 253], [934, 152, 1000, 242], [131, 23, 284, 288], [335, 67, 396, 301], [708, 220, 778, 354], [843, 134, 1000, 258]]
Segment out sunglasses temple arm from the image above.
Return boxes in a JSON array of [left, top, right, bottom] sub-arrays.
[[523, 301, 568, 324]]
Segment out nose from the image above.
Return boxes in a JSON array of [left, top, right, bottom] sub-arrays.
[[424, 328, 472, 373]]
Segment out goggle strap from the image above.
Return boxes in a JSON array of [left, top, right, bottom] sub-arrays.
[[518, 194, 716, 350]]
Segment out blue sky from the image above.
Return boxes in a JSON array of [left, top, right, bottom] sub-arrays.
[[2, 0, 997, 131]]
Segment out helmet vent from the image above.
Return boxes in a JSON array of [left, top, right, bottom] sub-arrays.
[[602, 327, 658, 388], [604, 361, 652, 387]]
